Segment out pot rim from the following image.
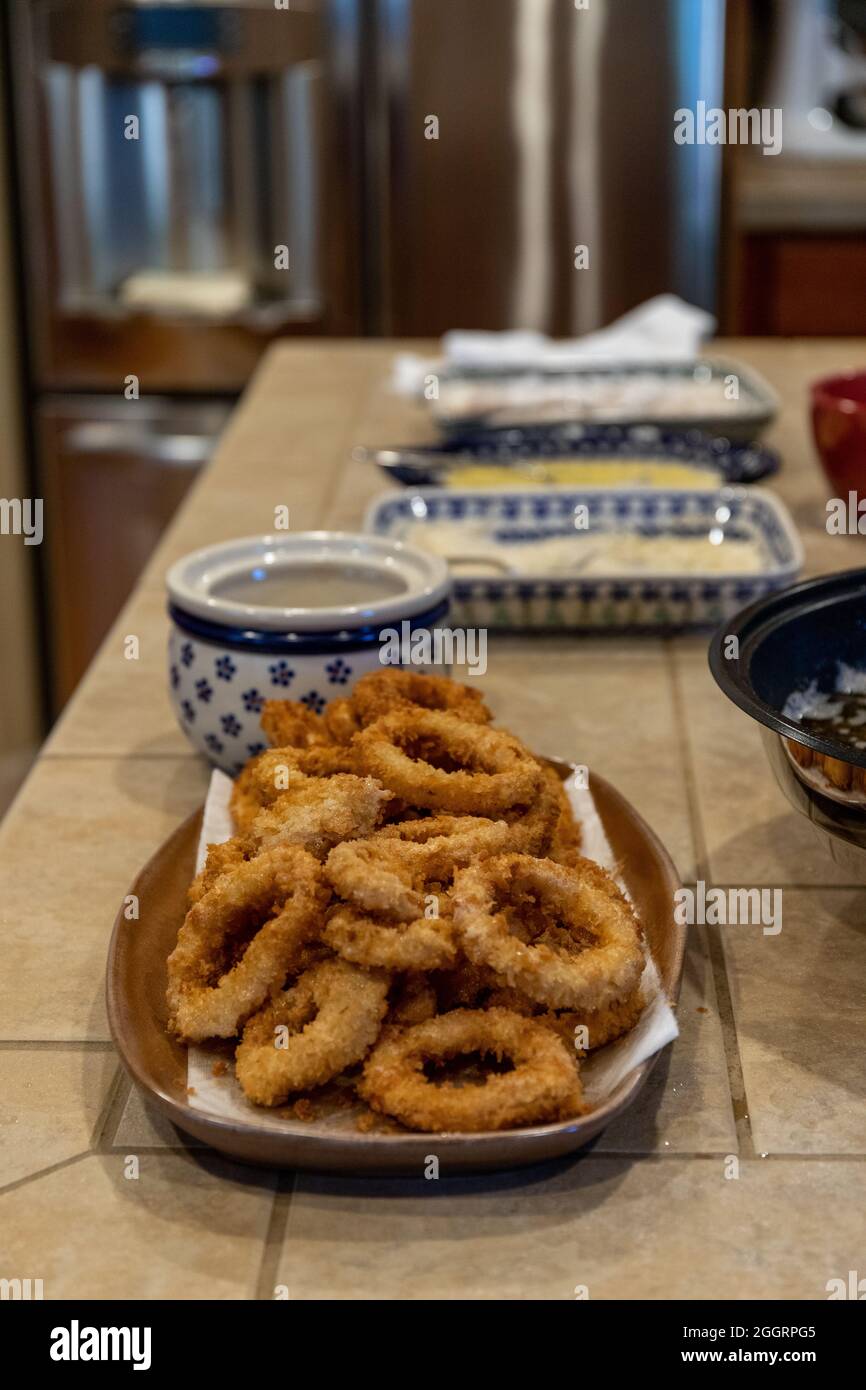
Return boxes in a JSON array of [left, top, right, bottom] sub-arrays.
[[166, 531, 452, 632]]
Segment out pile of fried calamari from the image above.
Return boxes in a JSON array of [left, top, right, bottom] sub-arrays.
[[166, 670, 646, 1133]]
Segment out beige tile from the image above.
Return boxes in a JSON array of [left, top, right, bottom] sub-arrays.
[[322, 381, 433, 533], [113, 1084, 205, 1149], [723, 888, 866, 1154], [279, 1155, 866, 1299], [673, 640, 861, 886], [0, 757, 209, 1041], [0, 1048, 118, 1188], [0, 1151, 275, 1299], [596, 926, 736, 1154], [44, 589, 193, 758], [475, 637, 696, 881], [139, 481, 340, 581]]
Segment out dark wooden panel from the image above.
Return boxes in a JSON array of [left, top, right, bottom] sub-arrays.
[[39, 422, 200, 708], [736, 234, 866, 336]]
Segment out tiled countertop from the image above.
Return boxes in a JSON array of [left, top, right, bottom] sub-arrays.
[[2, 340, 865, 1300]]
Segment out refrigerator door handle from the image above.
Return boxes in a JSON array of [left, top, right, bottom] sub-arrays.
[[62, 422, 218, 467]]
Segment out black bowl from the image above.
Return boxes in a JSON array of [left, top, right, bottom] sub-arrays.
[[708, 568, 866, 866]]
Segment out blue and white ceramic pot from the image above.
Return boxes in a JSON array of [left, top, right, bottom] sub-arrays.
[[166, 532, 451, 773]]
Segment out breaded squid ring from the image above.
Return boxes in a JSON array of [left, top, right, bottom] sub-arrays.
[[230, 747, 362, 833], [234, 959, 389, 1106], [504, 764, 562, 856], [358, 1008, 584, 1132], [484, 985, 644, 1053], [324, 902, 458, 972], [547, 767, 583, 861], [356, 709, 542, 814], [230, 761, 270, 834], [325, 817, 514, 922], [166, 844, 328, 1042], [431, 958, 497, 1011], [260, 699, 334, 750], [258, 743, 362, 781], [388, 975, 438, 1026], [351, 668, 491, 727], [249, 773, 390, 860], [322, 697, 361, 744], [326, 838, 430, 922], [187, 836, 252, 906], [452, 853, 644, 1011]]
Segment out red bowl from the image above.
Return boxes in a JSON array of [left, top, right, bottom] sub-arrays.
[[811, 371, 866, 499]]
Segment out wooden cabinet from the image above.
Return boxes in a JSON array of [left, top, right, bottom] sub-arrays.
[[37, 397, 230, 710], [735, 233, 866, 335]]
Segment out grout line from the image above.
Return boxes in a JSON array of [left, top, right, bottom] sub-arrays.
[[0, 1150, 92, 1200], [102, 1143, 207, 1153], [93, 1067, 133, 1151], [663, 643, 710, 880], [254, 1172, 298, 1300], [582, 1149, 866, 1164], [666, 641, 756, 1160], [0, 1040, 117, 1050], [655, 883, 861, 893], [708, 883, 864, 892], [38, 752, 201, 762]]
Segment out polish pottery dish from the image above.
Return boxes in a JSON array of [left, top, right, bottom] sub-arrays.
[[166, 533, 451, 773]]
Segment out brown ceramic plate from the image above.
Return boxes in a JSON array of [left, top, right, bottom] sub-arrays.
[[106, 762, 683, 1173]]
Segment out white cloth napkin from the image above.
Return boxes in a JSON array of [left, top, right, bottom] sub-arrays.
[[186, 767, 679, 1128], [391, 294, 716, 395]]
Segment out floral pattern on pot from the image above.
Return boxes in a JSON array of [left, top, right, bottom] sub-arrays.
[[168, 627, 446, 774]]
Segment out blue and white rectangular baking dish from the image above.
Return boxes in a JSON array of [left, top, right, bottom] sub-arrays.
[[364, 486, 804, 631]]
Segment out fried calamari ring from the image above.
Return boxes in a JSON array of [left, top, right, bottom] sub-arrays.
[[325, 817, 513, 922], [546, 767, 584, 866], [260, 699, 334, 750], [431, 958, 497, 1011], [485, 985, 644, 1053], [231, 746, 363, 834], [351, 668, 491, 727], [322, 697, 361, 744], [235, 959, 389, 1106], [187, 837, 251, 906], [258, 743, 361, 780], [373, 814, 504, 846], [358, 1008, 584, 1132], [326, 838, 430, 921], [231, 751, 354, 833], [356, 708, 541, 814], [504, 764, 562, 856], [452, 853, 643, 1011], [324, 901, 457, 971], [388, 975, 438, 1026], [249, 773, 390, 860], [166, 844, 328, 1042], [230, 761, 270, 834]]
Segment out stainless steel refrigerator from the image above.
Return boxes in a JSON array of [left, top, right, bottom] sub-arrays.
[[6, 0, 725, 704]]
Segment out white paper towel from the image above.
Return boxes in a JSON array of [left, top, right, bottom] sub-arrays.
[[391, 294, 715, 395]]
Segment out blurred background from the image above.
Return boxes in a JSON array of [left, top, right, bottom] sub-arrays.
[[2, 0, 866, 812]]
